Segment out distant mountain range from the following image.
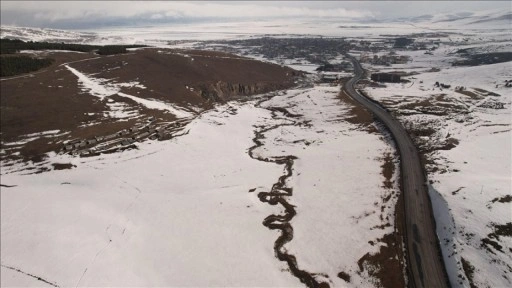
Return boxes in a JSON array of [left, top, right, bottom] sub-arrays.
[[388, 9, 511, 26], [1, 9, 509, 45]]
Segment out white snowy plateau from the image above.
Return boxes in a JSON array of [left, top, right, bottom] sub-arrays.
[[1, 84, 398, 287], [1, 8, 511, 288]]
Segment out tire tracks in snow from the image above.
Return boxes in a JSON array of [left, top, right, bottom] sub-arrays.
[[1, 264, 60, 287], [248, 95, 329, 288], [74, 177, 142, 287]]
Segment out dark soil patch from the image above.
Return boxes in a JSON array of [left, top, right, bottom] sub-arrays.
[[51, 163, 76, 170], [24, 152, 48, 163], [455, 90, 483, 100], [491, 195, 512, 204], [451, 187, 465, 195], [381, 152, 395, 189], [337, 271, 351, 283], [481, 237, 503, 253], [473, 87, 501, 97], [357, 233, 406, 288], [489, 222, 512, 239], [438, 137, 459, 151], [461, 257, 477, 288], [408, 126, 436, 138], [453, 52, 512, 66], [338, 82, 377, 133], [480, 222, 510, 254], [397, 95, 468, 116]]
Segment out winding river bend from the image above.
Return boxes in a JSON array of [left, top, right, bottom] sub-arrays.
[[247, 95, 329, 288]]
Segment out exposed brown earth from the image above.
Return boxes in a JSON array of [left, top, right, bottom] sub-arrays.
[[357, 233, 406, 288], [337, 271, 351, 283], [1, 48, 298, 165], [69, 48, 299, 105], [346, 55, 449, 288], [1, 52, 106, 141], [455, 90, 484, 100], [461, 257, 477, 288], [358, 162, 406, 288], [337, 79, 406, 288], [381, 152, 395, 189], [491, 195, 512, 204], [356, 151, 405, 288], [337, 79, 377, 133]]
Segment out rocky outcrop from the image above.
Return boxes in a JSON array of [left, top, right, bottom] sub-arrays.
[[194, 81, 295, 103]]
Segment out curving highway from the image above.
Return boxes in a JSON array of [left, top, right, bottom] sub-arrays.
[[343, 55, 449, 288]]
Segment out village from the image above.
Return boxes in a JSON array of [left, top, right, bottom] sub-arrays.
[[195, 36, 452, 86], [60, 116, 193, 157]]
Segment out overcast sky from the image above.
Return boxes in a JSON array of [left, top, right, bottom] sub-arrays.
[[1, 1, 510, 29]]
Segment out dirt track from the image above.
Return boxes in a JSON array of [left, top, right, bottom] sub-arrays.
[[343, 55, 449, 288]]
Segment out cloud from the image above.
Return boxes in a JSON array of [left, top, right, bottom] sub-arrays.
[[1, 1, 374, 28], [1, 1, 509, 29]]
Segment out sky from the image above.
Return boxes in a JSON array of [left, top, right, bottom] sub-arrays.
[[1, 1, 510, 30]]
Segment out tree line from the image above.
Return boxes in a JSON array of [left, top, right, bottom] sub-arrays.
[[1, 56, 54, 77], [0, 38, 148, 77], [0, 38, 146, 55]]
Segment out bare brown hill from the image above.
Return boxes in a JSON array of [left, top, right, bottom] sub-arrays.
[[0, 48, 299, 164], [70, 48, 300, 104]]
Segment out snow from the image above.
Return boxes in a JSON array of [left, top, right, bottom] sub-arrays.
[[19, 49, 86, 54], [1, 83, 399, 287], [362, 55, 512, 287], [2, 8, 511, 287], [255, 85, 399, 286], [2, 10, 510, 47], [23, 130, 61, 138], [104, 101, 139, 120], [1, 130, 68, 147], [65, 65, 118, 99], [117, 93, 193, 118], [0, 266, 54, 287], [1, 26, 95, 43], [1, 102, 301, 287], [364, 62, 511, 103], [279, 59, 320, 73], [65, 64, 193, 118], [432, 128, 511, 288]]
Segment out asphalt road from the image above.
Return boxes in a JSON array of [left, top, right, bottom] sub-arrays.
[[342, 55, 449, 288]]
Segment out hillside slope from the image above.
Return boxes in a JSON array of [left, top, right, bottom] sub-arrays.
[[0, 48, 299, 166]]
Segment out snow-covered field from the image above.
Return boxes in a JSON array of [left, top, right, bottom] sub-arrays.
[[2, 9, 509, 46], [1, 83, 399, 287], [2, 8, 511, 288], [255, 86, 399, 286], [1, 100, 299, 287], [361, 46, 512, 287]]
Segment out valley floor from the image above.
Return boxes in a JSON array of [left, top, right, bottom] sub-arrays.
[[1, 83, 400, 287]]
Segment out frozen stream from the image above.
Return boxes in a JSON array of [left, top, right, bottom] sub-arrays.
[[1, 84, 397, 287]]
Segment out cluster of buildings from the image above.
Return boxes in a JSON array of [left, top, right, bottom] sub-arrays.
[[370, 73, 402, 83], [360, 52, 410, 66], [61, 117, 191, 157]]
